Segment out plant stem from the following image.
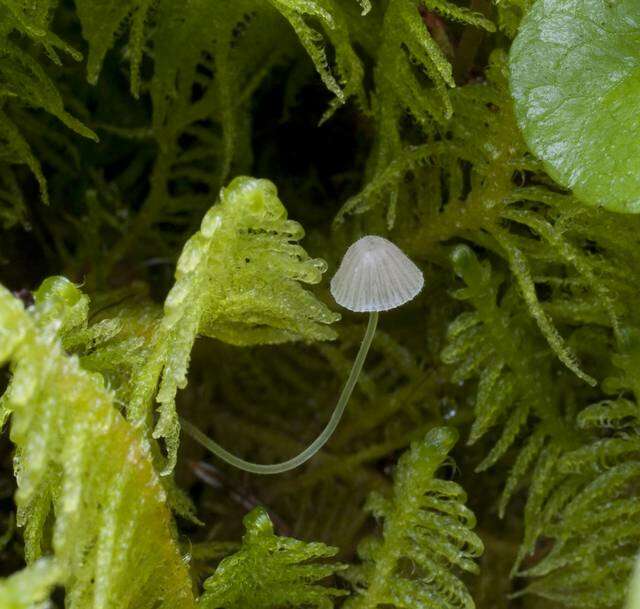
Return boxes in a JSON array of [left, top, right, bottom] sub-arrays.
[[180, 311, 379, 475]]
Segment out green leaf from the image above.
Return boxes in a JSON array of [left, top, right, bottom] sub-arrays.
[[510, 0, 640, 212]]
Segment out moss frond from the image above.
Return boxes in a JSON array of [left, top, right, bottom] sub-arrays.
[[74, 0, 156, 95], [0, 1, 639, 607], [344, 427, 483, 609], [127, 176, 339, 472], [0, 282, 196, 608], [0, 559, 59, 609], [512, 331, 640, 608], [336, 0, 494, 226], [199, 507, 344, 609], [0, 6, 95, 227]]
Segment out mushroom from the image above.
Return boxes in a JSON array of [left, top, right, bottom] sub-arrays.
[[181, 235, 424, 474]]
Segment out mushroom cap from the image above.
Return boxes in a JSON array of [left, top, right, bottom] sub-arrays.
[[330, 235, 424, 312]]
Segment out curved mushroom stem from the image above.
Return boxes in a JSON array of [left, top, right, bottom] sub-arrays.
[[179, 311, 379, 475]]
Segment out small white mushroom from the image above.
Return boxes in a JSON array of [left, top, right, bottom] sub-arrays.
[[330, 235, 424, 312], [181, 235, 423, 476]]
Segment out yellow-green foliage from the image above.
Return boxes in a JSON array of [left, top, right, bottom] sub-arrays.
[[628, 556, 640, 609], [75, 0, 156, 95], [76, 0, 366, 104], [442, 244, 640, 606], [267, 0, 367, 114], [128, 176, 339, 472], [77, 0, 372, 287], [1, 1, 640, 608], [0, 0, 96, 227], [493, 0, 532, 35], [512, 331, 640, 608], [345, 427, 483, 609], [199, 507, 344, 609], [0, 280, 196, 608], [442, 244, 565, 498], [0, 559, 59, 609], [336, 0, 494, 226]]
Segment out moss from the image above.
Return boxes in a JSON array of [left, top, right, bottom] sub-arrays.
[[0, 1, 638, 608]]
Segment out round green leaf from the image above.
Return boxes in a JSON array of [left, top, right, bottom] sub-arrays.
[[509, 0, 640, 213]]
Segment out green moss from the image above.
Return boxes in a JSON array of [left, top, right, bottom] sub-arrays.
[[0, 1, 639, 608]]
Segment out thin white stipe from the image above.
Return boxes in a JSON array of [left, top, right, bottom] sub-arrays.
[[330, 235, 424, 312]]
